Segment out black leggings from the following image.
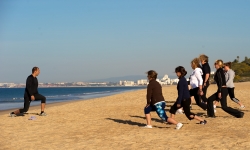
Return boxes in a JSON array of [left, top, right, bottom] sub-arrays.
[[170, 98, 196, 120], [228, 88, 240, 103], [19, 94, 46, 113], [190, 88, 207, 110], [201, 83, 209, 102], [207, 87, 242, 117]]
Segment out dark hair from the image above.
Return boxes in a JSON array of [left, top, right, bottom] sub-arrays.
[[32, 67, 39, 73], [146, 70, 158, 79], [224, 61, 232, 68], [175, 66, 187, 77]]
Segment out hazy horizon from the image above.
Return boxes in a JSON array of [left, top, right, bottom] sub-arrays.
[[1, 1, 249, 83]]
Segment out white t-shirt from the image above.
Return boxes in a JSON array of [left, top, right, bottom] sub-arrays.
[[190, 68, 203, 89]]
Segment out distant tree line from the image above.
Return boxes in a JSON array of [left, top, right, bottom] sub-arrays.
[[209, 56, 250, 83], [232, 56, 250, 82]]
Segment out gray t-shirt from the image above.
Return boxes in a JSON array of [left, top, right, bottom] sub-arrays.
[[225, 69, 235, 88]]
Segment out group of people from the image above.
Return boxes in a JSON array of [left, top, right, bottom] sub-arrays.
[[144, 54, 245, 130], [9, 55, 245, 130]]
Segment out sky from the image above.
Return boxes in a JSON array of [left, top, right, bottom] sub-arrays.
[[0, 0, 250, 83]]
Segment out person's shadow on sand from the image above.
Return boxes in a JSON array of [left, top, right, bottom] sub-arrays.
[[106, 118, 145, 126], [129, 115, 165, 123], [106, 118, 170, 128]]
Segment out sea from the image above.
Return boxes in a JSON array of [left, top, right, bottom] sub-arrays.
[[0, 86, 146, 111]]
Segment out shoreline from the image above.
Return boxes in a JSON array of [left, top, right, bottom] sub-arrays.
[[0, 88, 146, 115], [1, 82, 250, 149]]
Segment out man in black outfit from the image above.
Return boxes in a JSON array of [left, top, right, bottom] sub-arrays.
[[9, 67, 47, 117], [199, 54, 211, 103]]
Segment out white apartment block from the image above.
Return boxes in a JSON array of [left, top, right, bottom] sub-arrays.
[[137, 79, 148, 85], [119, 80, 135, 86]]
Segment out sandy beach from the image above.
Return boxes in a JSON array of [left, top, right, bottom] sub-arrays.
[[1, 82, 250, 150]]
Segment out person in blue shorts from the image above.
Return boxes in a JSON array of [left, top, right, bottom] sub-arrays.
[[144, 70, 183, 130]]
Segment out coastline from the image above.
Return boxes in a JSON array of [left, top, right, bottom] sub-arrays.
[[0, 87, 146, 114], [1, 82, 250, 149]]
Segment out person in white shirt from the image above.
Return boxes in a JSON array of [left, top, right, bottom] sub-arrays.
[[189, 58, 207, 110]]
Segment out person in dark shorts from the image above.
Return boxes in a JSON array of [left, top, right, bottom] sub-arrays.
[[199, 54, 211, 103], [206, 60, 244, 118], [169, 66, 207, 124], [143, 70, 183, 129], [9, 67, 47, 117]]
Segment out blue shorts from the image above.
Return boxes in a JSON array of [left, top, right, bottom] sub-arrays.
[[144, 101, 168, 121]]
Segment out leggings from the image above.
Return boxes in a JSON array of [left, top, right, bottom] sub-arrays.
[[170, 98, 196, 120], [144, 101, 168, 121], [201, 83, 209, 102], [190, 87, 207, 110], [19, 94, 46, 113], [228, 88, 240, 103], [207, 87, 242, 117]]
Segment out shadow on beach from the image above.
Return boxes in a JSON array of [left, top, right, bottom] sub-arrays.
[[106, 118, 146, 127], [106, 118, 171, 128]]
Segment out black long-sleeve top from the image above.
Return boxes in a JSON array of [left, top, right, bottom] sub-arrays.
[[176, 77, 190, 104], [214, 68, 227, 92], [146, 79, 165, 105], [24, 75, 39, 97], [201, 62, 211, 84]]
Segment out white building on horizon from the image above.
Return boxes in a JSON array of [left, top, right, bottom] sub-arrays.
[[137, 79, 148, 85], [119, 80, 135, 86]]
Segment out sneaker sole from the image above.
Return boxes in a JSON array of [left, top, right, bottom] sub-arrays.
[[176, 124, 183, 130]]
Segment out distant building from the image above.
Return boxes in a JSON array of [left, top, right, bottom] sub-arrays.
[[137, 79, 148, 85], [119, 80, 135, 86]]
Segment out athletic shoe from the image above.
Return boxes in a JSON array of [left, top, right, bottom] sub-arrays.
[[175, 123, 183, 130], [9, 113, 16, 117], [143, 125, 152, 128], [239, 105, 245, 109], [39, 112, 47, 116], [213, 105, 216, 113], [176, 109, 184, 114], [237, 112, 244, 118], [200, 120, 207, 125]]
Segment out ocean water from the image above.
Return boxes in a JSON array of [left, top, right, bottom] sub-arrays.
[[0, 86, 146, 111]]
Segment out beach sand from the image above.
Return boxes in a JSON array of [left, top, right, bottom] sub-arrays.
[[1, 82, 250, 150]]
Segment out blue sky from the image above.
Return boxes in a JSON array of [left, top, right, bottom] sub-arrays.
[[0, 0, 249, 83]]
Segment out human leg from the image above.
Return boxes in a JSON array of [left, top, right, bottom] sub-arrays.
[[169, 102, 178, 119], [220, 88, 244, 118], [192, 88, 207, 110], [34, 94, 46, 114], [207, 92, 217, 117], [228, 88, 244, 108], [144, 105, 154, 126], [201, 83, 209, 102], [10, 97, 30, 117]]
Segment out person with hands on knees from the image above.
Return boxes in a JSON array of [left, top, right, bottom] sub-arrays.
[[170, 66, 207, 124], [144, 70, 183, 130]]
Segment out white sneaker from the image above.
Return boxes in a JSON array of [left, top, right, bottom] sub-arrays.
[[143, 125, 152, 128], [175, 123, 183, 130], [240, 105, 245, 109], [176, 109, 184, 114], [213, 105, 216, 113]]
